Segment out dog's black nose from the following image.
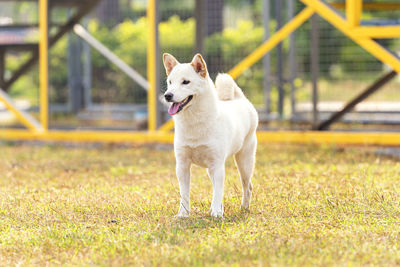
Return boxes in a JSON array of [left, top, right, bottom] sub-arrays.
[[164, 93, 173, 102]]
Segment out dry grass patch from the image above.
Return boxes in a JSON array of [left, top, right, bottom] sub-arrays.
[[1, 142, 400, 265]]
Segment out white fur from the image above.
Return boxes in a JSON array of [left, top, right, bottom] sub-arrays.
[[215, 73, 244, 100], [163, 53, 258, 218]]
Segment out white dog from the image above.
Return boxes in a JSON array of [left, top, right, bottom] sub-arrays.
[[163, 53, 258, 218]]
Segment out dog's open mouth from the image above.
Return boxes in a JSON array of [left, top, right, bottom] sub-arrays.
[[168, 95, 193, 115]]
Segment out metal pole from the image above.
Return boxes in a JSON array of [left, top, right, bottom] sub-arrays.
[[262, 0, 271, 115], [311, 14, 319, 129], [346, 0, 362, 27], [39, 0, 49, 131], [147, 0, 157, 131], [82, 19, 92, 108], [288, 0, 297, 119], [275, 0, 284, 118], [195, 0, 204, 54], [67, 22, 83, 114], [74, 24, 149, 91], [154, 0, 162, 127]]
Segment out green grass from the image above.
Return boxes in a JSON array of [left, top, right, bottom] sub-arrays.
[[1, 143, 400, 266]]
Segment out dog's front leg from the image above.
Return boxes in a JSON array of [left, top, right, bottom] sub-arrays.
[[207, 163, 225, 218], [176, 159, 191, 217]]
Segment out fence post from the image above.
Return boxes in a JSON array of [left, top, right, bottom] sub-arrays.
[[262, 0, 271, 115], [147, 0, 159, 131], [195, 0, 204, 54], [275, 0, 284, 119], [67, 21, 83, 114], [311, 14, 319, 129], [82, 19, 92, 109], [39, 0, 49, 131], [288, 0, 297, 120]]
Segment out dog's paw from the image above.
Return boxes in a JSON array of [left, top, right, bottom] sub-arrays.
[[175, 210, 190, 218], [210, 209, 224, 218], [175, 214, 189, 219], [240, 205, 251, 214], [241, 203, 250, 210]]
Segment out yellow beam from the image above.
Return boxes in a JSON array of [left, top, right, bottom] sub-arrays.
[[301, 0, 400, 74], [147, 0, 157, 131], [0, 90, 42, 131], [39, 0, 48, 131], [228, 6, 315, 79], [331, 2, 400, 11], [256, 131, 400, 146], [0, 129, 174, 144], [346, 0, 362, 27], [352, 26, 400, 38], [1, 129, 400, 146]]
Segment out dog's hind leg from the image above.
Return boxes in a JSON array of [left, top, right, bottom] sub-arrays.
[[234, 133, 257, 209], [176, 159, 191, 217]]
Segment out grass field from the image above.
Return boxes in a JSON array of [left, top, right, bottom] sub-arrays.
[[1, 142, 400, 266]]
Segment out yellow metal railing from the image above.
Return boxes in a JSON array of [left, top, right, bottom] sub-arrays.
[[331, 2, 400, 11], [1, 128, 400, 146], [1, 0, 400, 145]]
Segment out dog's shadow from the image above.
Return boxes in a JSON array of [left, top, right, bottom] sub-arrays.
[[172, 208, 251, 229]]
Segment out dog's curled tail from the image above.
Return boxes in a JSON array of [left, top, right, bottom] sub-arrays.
[[215, 73, 245, 100]]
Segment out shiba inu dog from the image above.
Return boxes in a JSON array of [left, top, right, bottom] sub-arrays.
[[163, 53, 258, 217]]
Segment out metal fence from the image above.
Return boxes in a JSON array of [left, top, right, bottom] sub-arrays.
[[1, 0, 400, 131]]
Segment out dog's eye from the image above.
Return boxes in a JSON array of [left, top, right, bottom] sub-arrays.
[[182, 80, 190, 85], [168, 80, 171, 85]]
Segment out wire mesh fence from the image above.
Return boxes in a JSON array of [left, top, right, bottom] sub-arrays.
[[0, 0, 399, 130]]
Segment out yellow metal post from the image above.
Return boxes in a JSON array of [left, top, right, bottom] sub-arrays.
[[228, 6, 315, 79], [39, 0, 49, 131], [346, 0, 362, 27], [147, 0, 157, 131]]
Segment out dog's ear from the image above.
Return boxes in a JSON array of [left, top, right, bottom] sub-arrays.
[[191, 54, 207, 78], [163, 53, 179, 75]]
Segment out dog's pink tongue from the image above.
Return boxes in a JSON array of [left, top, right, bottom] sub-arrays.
[[168, 103, 180, 115]]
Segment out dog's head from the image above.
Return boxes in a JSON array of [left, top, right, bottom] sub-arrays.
[[162, 53, 209, 116]]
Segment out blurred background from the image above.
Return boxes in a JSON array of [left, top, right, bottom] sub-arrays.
[[0, 0, 399, 131]]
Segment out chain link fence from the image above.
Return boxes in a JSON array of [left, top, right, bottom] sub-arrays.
[[1, 0, 400, 130]]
